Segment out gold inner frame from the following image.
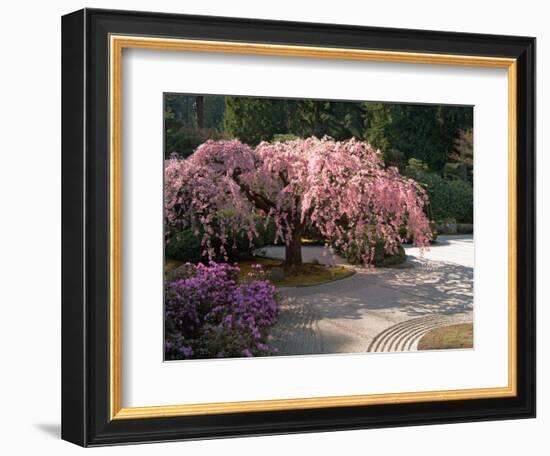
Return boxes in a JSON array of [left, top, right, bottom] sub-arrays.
[[109, 35, 518, 420]]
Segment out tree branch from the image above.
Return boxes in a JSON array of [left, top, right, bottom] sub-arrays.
[[279, 171, 289, 186], [231, 170, 275, 213]]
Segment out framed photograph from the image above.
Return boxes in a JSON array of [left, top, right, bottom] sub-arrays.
[[61, 8, 535, 447]]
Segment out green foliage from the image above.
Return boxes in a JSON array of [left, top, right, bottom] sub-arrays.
[[400, 221, 438, 243], [290, 99, 333, 138], [364, 104, 473, 172], [255, 218, 278, 247], [166, 220, 278, 264], [165, 230, 204, 263], [406, 158, 430, 174], [164, 94, 226, 157], [446, 180, 474, 224], [448, 128, 473, 183], [287, 100, 366, 140], [224, 97, 288, 145], [318, 101, 366, 139], [373, 242, 406, 267], [362, 102, 392, 154], [456, 223, 474, 234], [165, 127, 227, 158], [166, 94, 473, 175], [407, 159, 473, 224], [272, 133, 300, 142], [223, 97, 368, 145], [414, 171, 453, 221], [443, 162, 469, 181], [165, 228, 246, 263], [302, 223, 325, 245], [430, 221, 439, 242], [343, 239, 406, 267]]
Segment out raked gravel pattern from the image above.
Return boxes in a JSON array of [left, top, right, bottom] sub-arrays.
[[366, 313, 472, 353], [267, 235, 474, 355]]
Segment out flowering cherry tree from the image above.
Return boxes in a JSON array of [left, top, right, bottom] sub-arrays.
[[165, 137, 432, 266]]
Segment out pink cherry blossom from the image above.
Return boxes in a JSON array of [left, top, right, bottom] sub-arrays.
[[165, 137, 431, 265]]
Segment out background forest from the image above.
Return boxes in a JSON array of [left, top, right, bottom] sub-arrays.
[[164, 94, 474, 229]]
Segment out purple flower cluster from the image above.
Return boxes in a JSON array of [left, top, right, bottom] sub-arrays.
[[165, 262, 280, 360]]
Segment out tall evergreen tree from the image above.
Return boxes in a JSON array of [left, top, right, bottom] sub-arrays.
[[364, 103, 472, 172], [289, 100, 366, 140], [164, 94, 226, 157], [167, 94, 472, 175], [224, 97, 288, 145]]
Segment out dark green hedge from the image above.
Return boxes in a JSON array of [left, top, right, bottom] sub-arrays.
[[165, 230, 203, 263], [165, 218, 279, 264], [446, 180, 474, 224], [412, 170, 473, 224]]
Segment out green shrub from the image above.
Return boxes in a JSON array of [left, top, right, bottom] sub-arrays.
[[165, 230, 204, 263], [166, 225, 266, 264], [255, 218, 277, 246], [429, 221, 439, 242], [456, 223, 474, 234], [444, 162, 469, 181], [165, 228, 254, 263], [406, 158, 429, 174], [228, 230, 259, 259], [447, 180, 473, 224], [166, 127, 228, 158], [414, 171, 453, 222], [302, 223, 325, 245], [272, 133, 300, 142], [373, 242, 406, 267], [343, 239, 406, 267], [410, 170, 473, 224], [437, 218, 457, 235], [382, 148, 406, 169], [399, 221, 438, 243]]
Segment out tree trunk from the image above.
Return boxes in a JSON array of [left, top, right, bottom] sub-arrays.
[[284, 227, 303, 267]]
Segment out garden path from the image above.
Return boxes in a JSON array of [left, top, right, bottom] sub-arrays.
[[264, 235, 474, 355]]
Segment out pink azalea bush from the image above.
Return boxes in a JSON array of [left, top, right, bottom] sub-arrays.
[[165, 137, 432, 266], [165, 262, 279, 360]]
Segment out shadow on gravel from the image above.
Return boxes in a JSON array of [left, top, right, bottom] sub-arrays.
[[383, 260, 473, 316], [269, 259, 473, 355]]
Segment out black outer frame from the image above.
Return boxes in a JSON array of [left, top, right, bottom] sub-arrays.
[[61, 8, 536, 447]]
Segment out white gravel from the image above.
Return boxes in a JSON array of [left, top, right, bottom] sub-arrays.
[[265, 235, 474, 355]]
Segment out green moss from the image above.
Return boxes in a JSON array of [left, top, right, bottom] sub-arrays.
[[238, 258, 353, 287], [417, 323, 473, 350], [165, 258, 184, 272], [165, 256, 353, 287]]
